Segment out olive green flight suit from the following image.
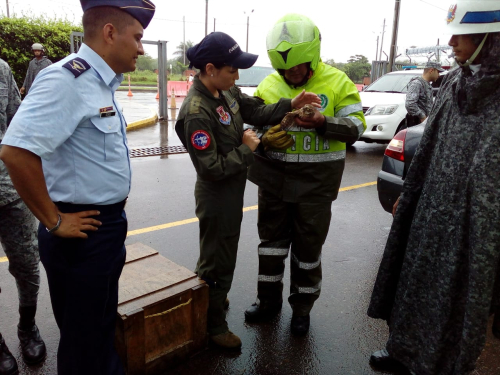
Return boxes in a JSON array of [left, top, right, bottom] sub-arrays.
[[175, 77, 292, 335]]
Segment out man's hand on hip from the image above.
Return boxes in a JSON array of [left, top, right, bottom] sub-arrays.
[[53, 211, 102, 239]]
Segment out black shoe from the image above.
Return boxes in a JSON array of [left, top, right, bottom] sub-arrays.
[[17, 325, 46, 365], [291, 314, 310, 336], [370, 349, 409, 373], [0, 336, 18, 375], [244, 301, 282, 323]]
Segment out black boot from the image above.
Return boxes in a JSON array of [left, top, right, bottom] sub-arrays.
[[370, 349, 410, 373], [291, 314, 310, 336], [0, 334, 18, 375], [244, 300, 282, 323], [18, 306, 46, 365]]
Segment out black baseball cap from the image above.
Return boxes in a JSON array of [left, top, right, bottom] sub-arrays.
[[187, 32, 258, 70]]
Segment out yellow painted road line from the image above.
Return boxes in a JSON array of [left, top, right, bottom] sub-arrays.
[[0, 180, 378, 263], [127, 180, 377, 237]]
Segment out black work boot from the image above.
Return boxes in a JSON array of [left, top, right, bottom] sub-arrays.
[[18, 306, 46, 365], [244, 300, 282, 323], [370, 349, 411, 373], [291, 314, 310, 336], [0, 334, 18, 375]]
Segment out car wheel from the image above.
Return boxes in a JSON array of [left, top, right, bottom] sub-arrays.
[[395, 120, 407, 135]]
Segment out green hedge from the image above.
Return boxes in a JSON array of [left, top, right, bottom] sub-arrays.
[[0, 16, 83, 86]]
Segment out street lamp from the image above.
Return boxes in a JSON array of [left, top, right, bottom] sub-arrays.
[[244, 9, 254, 53]]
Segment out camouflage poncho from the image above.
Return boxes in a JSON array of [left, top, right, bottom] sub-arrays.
[[368, 33, 500, 375]]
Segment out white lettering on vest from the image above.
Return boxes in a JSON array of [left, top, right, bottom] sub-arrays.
[[323, 138, 330, 150], [291, 135, 296, 151], [303, 136, 311, 151], [315, 135, 320, 151]]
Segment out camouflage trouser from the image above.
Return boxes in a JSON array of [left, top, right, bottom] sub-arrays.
[[0, 199, 40, 307]]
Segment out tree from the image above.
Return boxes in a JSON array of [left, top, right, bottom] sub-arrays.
[[136, 53, 157, 71], [344, 54, 371, 83], [173, 41, 194, 65], [0, 15, 82, 85], [323, 59, 346, 72]]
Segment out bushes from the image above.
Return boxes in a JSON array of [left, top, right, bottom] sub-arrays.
[[0, 15, 82, 85]]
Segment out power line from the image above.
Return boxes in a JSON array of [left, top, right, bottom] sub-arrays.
[[418, 0, 447, 11]]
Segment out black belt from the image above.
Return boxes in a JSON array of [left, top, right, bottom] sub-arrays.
[[54, 199, 127, 214]]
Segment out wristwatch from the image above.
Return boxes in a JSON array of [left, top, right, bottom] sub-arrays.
[[46, 214, 62, 234]]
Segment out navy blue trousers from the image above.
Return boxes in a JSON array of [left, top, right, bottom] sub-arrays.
[[39, 201, 127, 375]]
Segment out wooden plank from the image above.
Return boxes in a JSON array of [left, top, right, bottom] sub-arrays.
[[121, 308, 146, 375], [125, 243, 158, 263], [119, 252, 196, 304]]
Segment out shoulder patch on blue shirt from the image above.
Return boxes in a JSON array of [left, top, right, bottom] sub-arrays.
[[62, 58, 91, 78]]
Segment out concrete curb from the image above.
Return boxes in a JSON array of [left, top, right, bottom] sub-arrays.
[[126, 108, 158, 132]]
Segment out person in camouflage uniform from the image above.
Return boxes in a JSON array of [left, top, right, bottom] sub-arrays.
[[404, 61, 444, 127], [0, 58, 46, 375], [368, 2, 500, 374], [20, 43, 52, 96]]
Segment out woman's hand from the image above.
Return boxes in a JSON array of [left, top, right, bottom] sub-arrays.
[[291, 90, 322, 110], [242, 129, 260, 152]]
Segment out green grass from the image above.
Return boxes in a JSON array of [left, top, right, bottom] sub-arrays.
[[121, 71, 188, 87]]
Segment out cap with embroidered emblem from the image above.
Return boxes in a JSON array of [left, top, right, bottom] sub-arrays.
[[80, 0, 155, 28], [187, 32, 258, 70]]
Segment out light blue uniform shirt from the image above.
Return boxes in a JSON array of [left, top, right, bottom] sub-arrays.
[[2, 44, 131, 205]]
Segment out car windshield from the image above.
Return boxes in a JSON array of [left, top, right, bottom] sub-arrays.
[[364, 73, 418, 94], [236, 66, 275, 87]]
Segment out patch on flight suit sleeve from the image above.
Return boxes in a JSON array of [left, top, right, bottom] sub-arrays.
[[62, 57, 91, 78], [189, 96, 202, 114], [191, 130, 211, 150]]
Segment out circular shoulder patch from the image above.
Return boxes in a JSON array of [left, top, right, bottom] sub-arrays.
[[191, 130, 211, 150], [318, 94, 329, 112]]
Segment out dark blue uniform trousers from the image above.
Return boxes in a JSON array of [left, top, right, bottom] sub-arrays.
[[38, 201, 127, 375]]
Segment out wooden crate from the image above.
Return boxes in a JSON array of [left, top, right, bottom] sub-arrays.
[[115, 243, 209, 375]]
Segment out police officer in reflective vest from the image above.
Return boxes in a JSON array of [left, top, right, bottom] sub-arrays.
[[244, 14, 366, 335], [175, 31, 320, 349]]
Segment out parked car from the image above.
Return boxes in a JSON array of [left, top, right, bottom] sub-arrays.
[[235, 65, 275, 96], [377, 121, 426, 213], [358, 70, 444, 146]]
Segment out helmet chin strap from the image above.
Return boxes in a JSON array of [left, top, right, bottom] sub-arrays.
[[457, 33, 489, 67]]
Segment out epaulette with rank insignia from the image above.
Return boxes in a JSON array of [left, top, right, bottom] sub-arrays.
[[62, 57, 91, 78], [189, 96, 202, 114]]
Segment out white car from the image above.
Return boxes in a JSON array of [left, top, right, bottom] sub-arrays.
[[235, 65, 275, 96], [358, 69, 443, 144]]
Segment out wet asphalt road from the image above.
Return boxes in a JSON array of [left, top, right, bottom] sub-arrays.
[[1, 102, 498, 374]]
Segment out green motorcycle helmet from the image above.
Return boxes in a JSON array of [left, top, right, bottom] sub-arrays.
[[267, 14, 321, 72]]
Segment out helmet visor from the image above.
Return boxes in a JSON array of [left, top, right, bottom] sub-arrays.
[[266, 20, 316, 50]]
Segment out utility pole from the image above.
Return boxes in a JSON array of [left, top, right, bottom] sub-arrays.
[[379, 18, 386, 64], [183, 16, 186, 65], [205, 0, 208, 36], [214, 18, 216, 32], [6, 0, 9, 18], [245, 9, 254, 53], [388, 0, 401, 72], [437, 38, 440, 62], [376, 35, 379, 61]]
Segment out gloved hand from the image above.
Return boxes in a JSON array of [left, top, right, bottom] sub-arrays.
[[262, 124, 295, 151]]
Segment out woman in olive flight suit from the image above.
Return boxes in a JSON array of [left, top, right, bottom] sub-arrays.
[[175, 31, 320, 349]]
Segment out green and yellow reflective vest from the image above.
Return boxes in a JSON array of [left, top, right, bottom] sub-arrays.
[[247, 62, 366, 203]]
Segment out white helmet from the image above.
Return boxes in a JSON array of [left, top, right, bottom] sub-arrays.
[[446, 1, 500, 35], [31, 43, 44, 51]]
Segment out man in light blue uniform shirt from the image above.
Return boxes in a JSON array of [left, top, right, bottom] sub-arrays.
[[0, 1, 155, 374]]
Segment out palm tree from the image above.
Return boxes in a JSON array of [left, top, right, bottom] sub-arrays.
[[173, 41, 194, 65]]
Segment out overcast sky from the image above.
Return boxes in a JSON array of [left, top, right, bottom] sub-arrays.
[[2, 0, 455, 65]]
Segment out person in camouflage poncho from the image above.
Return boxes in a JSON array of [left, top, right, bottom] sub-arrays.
[[367, 6, 500, 375]]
